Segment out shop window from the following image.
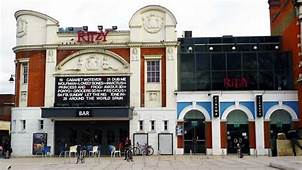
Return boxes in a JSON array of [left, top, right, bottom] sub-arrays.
[[39, 120, 44, 130], [21, 120, 26, 130], [147, 60, 160, 83], [22, 63, 28, 84], [164, 120, 168, 131], [151, 120, 155, 131], [139, 120, 144, 131]]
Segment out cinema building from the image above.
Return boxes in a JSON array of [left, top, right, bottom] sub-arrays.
[[11, 5, 178, 156], [11, 5, 301, 157], [176, 35, 299, 156]]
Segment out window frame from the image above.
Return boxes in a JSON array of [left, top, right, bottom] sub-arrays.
[[21, 120, 26, 130], [150, 120, 155, 131], [139, 120, 144, 131], [39, 120, 44, 130], [164, 120, 168, 131], [22, 62, 29, 84]]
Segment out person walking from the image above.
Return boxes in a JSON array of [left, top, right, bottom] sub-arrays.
[[124, 137, 133, 162], [75, 144, 85, 164], [287, 127, 302, 156]]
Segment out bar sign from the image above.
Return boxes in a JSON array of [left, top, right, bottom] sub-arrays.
[[76, 109, 92, 117]]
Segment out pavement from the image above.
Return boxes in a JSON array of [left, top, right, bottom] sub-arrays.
[[0, 155, 301, 170]]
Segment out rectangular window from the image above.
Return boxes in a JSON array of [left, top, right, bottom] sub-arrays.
[[139, 120, 143, 131], [151, 120, 155, 131], [147, 60, 160, 83], [39, 120, 44, 130], [22, 63, 28, 84], [164, 120, 168, 131], [13, 120, 16, 131], [21, 120, 26, 130]]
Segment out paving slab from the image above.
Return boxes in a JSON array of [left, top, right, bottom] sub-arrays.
[[0, 155, 301, 170]]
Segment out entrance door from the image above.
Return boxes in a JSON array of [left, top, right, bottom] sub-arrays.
[[269, 109, 292, 156], [54, 121, 129, 155], [226, 110, 249, 154], [227, 124, 249, 153], [184, 119, 205, 154]]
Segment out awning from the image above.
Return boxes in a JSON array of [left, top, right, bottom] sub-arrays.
[[41, 107, 133, 119], [0, 120, 10, 131]]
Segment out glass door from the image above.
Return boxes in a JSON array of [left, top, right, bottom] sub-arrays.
[[184, 119, 206, 154]]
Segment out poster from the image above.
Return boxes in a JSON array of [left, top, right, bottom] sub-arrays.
[[32, 133, 47, 155]]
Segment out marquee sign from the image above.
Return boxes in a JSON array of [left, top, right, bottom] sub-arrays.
[[55, 76, 129, 107], [77, 31, 109, 43]]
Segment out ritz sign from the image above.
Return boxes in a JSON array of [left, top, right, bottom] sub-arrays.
[[77, 31, 109, 43]]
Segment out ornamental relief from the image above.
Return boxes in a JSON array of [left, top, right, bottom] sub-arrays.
[[16, 18, 27, 38], [57, 54, 128, 74], [142, 14, 164, 34]]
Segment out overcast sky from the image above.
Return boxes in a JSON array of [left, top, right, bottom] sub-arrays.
[[0, 0, 270, 94]]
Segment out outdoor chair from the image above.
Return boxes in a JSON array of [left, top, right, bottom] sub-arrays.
[[109, 145, 121, 157], [42, 146, 51, 157], [89, 146, 100, 157], [69, 145, 77, 157]]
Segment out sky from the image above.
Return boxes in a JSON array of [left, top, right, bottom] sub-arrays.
[[0, 0, 271, 94]]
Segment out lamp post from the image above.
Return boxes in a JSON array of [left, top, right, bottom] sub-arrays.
[[9, 74, 15, 83]]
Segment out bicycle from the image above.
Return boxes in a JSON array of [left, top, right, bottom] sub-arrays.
[[133, 142, 154, 156]]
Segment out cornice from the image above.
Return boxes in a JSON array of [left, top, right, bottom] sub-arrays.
[[13, 41, 179, 52]]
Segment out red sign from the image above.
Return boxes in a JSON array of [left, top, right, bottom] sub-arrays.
[[77, 31, 109, 43], [224, 77, 248, 89]]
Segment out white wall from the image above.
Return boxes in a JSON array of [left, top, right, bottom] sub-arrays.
[[11, 107, 54, 156], [130, 108, 176, 154]]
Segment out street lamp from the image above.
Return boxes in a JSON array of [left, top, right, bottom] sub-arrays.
[[9, 74, 15, 83]]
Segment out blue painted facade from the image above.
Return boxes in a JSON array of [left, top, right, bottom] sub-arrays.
[[177, 100, 298, 120]]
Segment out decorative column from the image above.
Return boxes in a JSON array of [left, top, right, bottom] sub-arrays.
[[255, 116, 266, 155], [212, 116, 221, 155], [44, 48, 57, 107]]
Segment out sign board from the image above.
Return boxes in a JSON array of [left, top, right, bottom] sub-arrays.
[[55, 76, 129, 107], [77, 31, 109, 43], [76, 109, 92, 117], [176, 125, 184, 136]]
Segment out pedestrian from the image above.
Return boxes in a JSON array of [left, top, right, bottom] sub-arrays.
[[75, 144, 85, 164], [287, 127, 302, 156], [3, 141, 12, 159], [124, 137, 133, 162]]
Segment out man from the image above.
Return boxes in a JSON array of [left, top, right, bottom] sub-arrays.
[[124, 137, 133, 162], [76, 144, 85, 164], [287, 128, 302, 156]]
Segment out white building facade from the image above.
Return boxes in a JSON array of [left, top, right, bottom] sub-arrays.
[[11, 5, 178, 156]]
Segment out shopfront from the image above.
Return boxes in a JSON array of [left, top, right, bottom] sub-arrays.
[[41, 74, 132, 155]]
